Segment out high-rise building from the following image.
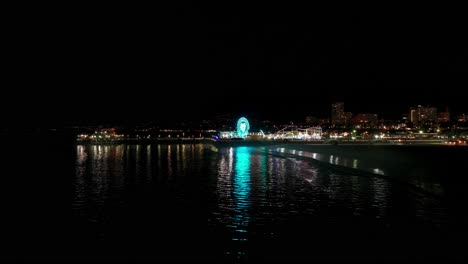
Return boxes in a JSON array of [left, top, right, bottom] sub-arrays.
[[410, 106, 421, 124], [422, 107, 437, 122], [438, 106, 450, 123], [410, 105, 437, 125], [344, 112, 353, 124], [438, 112, 450, 123], [331, 102, 345, 125]]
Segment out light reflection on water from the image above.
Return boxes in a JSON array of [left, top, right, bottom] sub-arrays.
[[73, 144, 448, 260], [273, 147, 386, 176], [232, 147, 251, 240]]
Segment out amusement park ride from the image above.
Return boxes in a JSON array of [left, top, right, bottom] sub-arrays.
[[218, 117, 322, 141], [266, 125, 322, 140]]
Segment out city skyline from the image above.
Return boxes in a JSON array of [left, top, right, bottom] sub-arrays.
[[4, 100, 466, 129]]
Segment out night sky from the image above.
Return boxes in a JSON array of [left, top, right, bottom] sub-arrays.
[[6, 3, 468, 126]]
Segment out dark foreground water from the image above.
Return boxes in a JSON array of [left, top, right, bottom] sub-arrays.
[[3, 134, 465, 262], [66, 143, 466, 261]]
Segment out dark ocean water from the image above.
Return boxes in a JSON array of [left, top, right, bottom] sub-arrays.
[[1, 134, 466, 262], [66, 143, 466, 261]]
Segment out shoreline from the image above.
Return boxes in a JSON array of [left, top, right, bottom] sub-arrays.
[[266, 143, 468, 198]]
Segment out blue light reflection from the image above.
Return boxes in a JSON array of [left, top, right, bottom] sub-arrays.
[[232, 147, 251, 239]]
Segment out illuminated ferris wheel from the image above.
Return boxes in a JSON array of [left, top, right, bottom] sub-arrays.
[[236, 117, 250, 138]]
